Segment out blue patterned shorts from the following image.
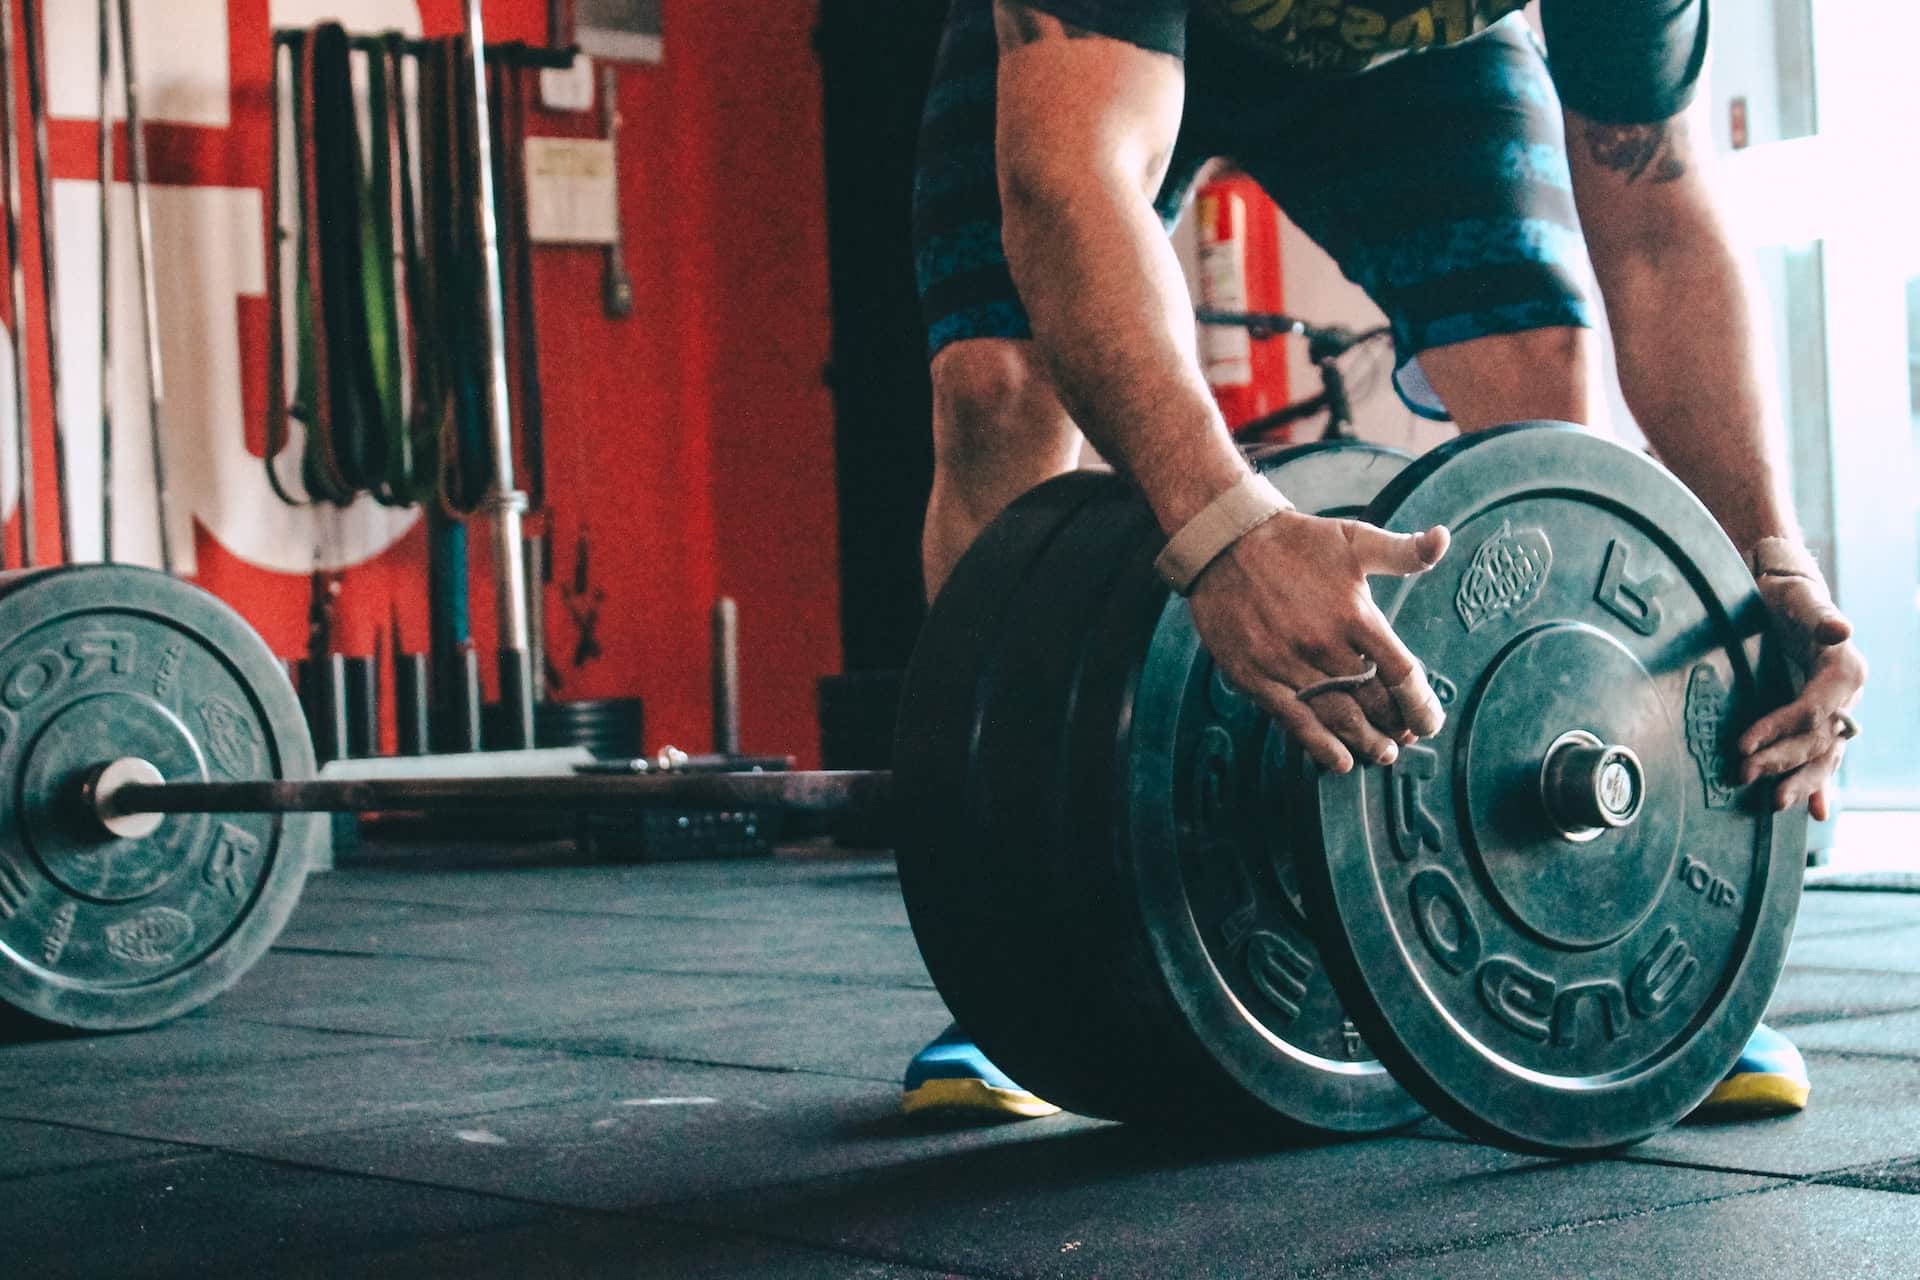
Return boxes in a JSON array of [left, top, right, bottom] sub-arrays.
[[912, 5, 1593, 417]]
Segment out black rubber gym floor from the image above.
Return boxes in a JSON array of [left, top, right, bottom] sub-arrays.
[[6, 842, 1917, 1277]]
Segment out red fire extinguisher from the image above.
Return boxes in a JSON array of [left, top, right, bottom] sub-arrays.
[[1195, 167, 1290, 435]]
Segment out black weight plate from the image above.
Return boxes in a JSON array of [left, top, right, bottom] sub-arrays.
[[0, 566, 320, 1031], [894, 469, 1130, 1076], [1086, 441, 1421, 1133], [1298, 423, 1807, 1154], [960, 491, 1163, 1116]]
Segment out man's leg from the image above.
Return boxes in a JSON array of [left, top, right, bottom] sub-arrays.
[[922, 338, 1081, 599], [903, 341, 1078, 1122], [1411, 325, 1601, 433], [900, 0, 1082, 1123], [902, 0, 1213, 1120]]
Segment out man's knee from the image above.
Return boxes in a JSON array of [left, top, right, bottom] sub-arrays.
[[930, 340, 1076, 484], [1415, 326, 1600, 432]]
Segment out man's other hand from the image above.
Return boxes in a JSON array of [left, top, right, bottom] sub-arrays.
[[1738, 548, 1867, 821]]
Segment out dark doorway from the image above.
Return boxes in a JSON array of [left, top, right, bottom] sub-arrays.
[[818, 0, 949, 672]]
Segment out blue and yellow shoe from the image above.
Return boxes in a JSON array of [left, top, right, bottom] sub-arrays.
[[1691, 1022, 1811, 1117], [901, 1024, 1061, 1120]]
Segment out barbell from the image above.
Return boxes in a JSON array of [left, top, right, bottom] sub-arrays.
[[894, 424, 1804, 1156], [0, 423, 1803, 1158]]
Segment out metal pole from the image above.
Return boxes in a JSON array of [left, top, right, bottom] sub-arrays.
[[0, 0, 33, 565], [21, 0, 72, 562], [115, 0, 172, 572], [462, 0, 534, 750], [526, 529, 547, 702], [712, 597, 740, 756], [103, 769, 891, 819], [96, 0, 113, 562], [597, 64, 632, 319]]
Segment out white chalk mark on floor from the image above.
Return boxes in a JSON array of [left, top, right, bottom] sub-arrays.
[[454, 1129, 509, 1145]]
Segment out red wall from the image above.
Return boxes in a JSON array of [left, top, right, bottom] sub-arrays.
[[23, 0, 842, 764]]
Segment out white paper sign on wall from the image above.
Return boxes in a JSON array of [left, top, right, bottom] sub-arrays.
[[525, 138, 619, 246]]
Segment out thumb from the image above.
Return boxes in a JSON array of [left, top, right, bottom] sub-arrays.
[[1347, 523, 1450, 577], [1776, 579, 1853, 647], [1810, 610, 1852, 647]]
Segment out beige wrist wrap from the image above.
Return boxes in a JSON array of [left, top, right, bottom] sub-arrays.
[[1153, 471, 1294, 595]]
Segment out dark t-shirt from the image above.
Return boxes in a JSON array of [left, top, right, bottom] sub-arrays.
[[1022, 0, 1709, 123]]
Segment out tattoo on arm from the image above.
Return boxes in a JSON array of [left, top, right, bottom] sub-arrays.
[[994, 1, 1102, 49], [1582, 121, 1689, 184]]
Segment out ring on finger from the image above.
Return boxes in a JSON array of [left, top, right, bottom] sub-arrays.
[[1835, 712, 1861, 741], [1297, 661, 1379, 702]]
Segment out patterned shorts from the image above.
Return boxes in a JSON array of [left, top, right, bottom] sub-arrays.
[[911, 5, 1593, 417]]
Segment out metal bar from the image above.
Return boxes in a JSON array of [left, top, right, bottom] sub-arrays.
[[262, 35, 291, 504], [712, 596, 740, 755], [107, 770, 892, 818], [96, 0, 112, 562], [462, 0, 534, 752], [597, 64, 632, 319], [343, 654, 379, 759], [526, 530, 547, 703], [270, 29, 579, 71], [392, 651, 430, 755], [444, 642, 482, 753], [21, 0, 72, 562], [116, 0, 172, 572], [0, 0, 35, 565]]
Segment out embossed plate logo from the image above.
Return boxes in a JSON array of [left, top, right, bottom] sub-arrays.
[[197, 697, 263, 779], [105, 907, 196, 964], [1684, 665, 1739, 809], [1455, 521, 1552, 632]]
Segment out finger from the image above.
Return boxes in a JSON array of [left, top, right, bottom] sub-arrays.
[[1740, 659, 1864, 756], [1768, 577, 1853, 647], [1810, 778, 1832, 823], [1343, 522, 1450, 578], [1235, 673, 1355, 775], [1257, 650, 1394, 766], [1348, 613, 1444, 739], [1739, 699, 1822, 764], [1347, 671, 1409, 741], [1744, 727, 1833, 784], [1303, 689, 1400, 766], [1772, 743, 1844, 814]]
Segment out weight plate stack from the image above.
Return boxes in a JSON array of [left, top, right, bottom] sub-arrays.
[[961, 485, 1164, 1116], [1297, 423, 1808, 1154], [0, 566, 320, 1031], [894, 469, 1132, 1111], [898, 444, 1423, 1135]]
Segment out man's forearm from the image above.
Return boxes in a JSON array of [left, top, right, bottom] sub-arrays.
[[1001, 178, 1249, 533], [1599, 223, 1799, 557]]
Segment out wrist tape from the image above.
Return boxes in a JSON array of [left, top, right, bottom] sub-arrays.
[[1153, 471, 1294, 595]]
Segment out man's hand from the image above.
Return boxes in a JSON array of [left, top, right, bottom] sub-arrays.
[[1188, 511, 1450, 774], [1738, 551, 1866, 821]]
